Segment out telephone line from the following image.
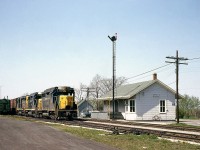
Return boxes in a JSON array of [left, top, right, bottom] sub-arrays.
[[126, 63, 172, 80], [189, 57, 200, 60]]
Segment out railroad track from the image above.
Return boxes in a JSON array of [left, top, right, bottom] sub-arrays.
[[11, 116, 200, 143], [80, 118, 200, 133], [65, 120, 200, 143]]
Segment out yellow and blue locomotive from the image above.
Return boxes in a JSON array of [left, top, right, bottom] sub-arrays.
[[42, 86, 77, 120], [16, 95, 29, 115], [10, 86, 77, 120], [25, 92, 42, 117]]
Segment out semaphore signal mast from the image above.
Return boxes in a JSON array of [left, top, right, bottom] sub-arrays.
[[108, 33, 117, 119]]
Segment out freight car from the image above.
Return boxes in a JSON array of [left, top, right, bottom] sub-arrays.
[[0, 98, 10, 114], [42, 86, 77, 120], [10, 98, 17, 115]]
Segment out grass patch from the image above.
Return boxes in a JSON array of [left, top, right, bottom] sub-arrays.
[[168, 123, 200, 129], [48, 124, 200, 150]]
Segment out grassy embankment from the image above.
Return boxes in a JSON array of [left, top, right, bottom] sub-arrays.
[[168, 122, 200, 128], [47, 122, 200, 150]]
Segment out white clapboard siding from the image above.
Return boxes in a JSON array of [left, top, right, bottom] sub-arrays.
[[135, 83, 175, 120]]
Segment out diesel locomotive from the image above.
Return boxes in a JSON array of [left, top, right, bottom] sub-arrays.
[[10, 86, 77, 120], [42, 86, 77, 120], [16, 96, 28, 115], [26, 92, 42, 117]]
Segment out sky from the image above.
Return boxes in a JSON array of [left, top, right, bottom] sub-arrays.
[[0, 0, 200, 99]]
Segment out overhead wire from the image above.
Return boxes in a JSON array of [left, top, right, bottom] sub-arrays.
[[187, 57, 200, 63], [125, 63, 172, 81], [180, 57, 200, 95], [124, 56, 199, 82], [127, 65, 174, 84], [121, 56, 199, 97], [181, 56, 200, 73], [189, 57, 200, 60], [167, 81, 176, 86]]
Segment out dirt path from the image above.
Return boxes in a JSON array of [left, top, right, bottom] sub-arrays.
[[0, 117, 118, 150]]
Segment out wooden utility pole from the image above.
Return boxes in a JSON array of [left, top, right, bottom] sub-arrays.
[[81, 87, 95, 100], [166, 50, 188, 123]]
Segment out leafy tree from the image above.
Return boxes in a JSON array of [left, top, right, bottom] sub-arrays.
[[179, 94, 200, 119]]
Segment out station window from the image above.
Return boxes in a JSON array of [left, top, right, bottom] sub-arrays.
[[130, 100, 135, 112], [125, 99, 135, 112], [160, 100, 166, 113]]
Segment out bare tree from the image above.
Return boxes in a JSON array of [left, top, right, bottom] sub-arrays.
[[89, 74, 126, 110], [95, 76, 126, 96], [90, 74, 102, 99], [75, 83, 87, 102], [75, 74, 126, 110]]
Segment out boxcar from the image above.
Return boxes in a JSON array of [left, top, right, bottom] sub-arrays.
[[10, 99, 17, 115], [0, 98, 10, 114]]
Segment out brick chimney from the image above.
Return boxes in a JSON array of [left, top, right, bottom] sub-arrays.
[[153, 73, 157, 80]]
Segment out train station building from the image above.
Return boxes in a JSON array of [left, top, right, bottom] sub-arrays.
[[93, 74, 183, 121]]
